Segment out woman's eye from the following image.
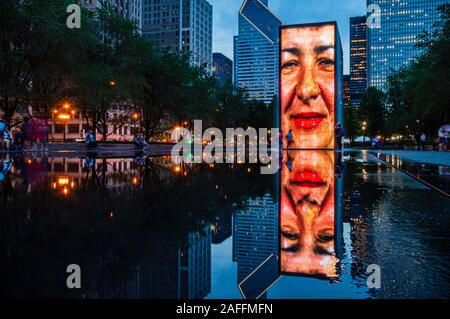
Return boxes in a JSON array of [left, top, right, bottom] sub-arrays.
[[317, 232, 334, 243], [319, 58, 335, 67], [282, 230, 299, 240], [282, 61, 299, 69]]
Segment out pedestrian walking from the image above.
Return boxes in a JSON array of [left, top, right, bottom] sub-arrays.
[[380, 137, 385, 149], [335, 124, 345, 152], [414, 133, 421, 150], [372, 136, 379, 150], [85, 130, 97, 150], [420, 132, 426, 151], [445, 131, 449, 151]]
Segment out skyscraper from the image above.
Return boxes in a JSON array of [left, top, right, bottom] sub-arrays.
[[212, 53, 233, 87], [141, 0, 213, 71], [81, 0, 143, 30], [367, 0, 446, 91], [234, 0, 283, 103], [349, 16, 367, 107], [344, 74, 351, 107], [233, 193, 278, 282]]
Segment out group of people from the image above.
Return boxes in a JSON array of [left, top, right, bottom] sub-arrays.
[[371, 136, 386, 150], [0, 117, 49, 152], [415, 130, 450, 152], [437, 128, 450, 151]]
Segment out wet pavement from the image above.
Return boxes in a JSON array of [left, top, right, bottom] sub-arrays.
[[371, 151, 450, 196]]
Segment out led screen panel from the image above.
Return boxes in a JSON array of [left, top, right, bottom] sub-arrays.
[[280, 23, 339, 150], [280, 150, 338, 278]]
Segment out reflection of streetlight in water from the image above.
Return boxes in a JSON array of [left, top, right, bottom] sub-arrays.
[[131, 176, 140, 186], [52, 176, 75, 196]]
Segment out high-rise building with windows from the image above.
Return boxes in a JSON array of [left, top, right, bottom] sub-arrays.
[[234, 0, 283, 103], [212, 53, 233, 87], [81, 0, 143, 30], [141, 0, 212, 71], [349, 16, 367, 107], [367, 0, 446, 91], [344, 74, 351, 107], [233, 193, 278, 282]]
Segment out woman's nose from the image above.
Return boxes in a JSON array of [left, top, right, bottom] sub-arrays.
[[296, 69, 321, 103]]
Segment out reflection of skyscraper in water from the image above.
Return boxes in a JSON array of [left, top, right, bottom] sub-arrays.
[[233, 194, 277, 282], [179, 228, 211, 299], [211, 209, 232, 244], [137, 226, 211, 299]]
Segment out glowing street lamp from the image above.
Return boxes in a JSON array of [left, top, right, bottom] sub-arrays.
[[55, 102, 76, 142], [131, 112, 140, 120], [362, 122, 367, 148]]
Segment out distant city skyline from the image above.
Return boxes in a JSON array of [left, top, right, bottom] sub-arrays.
[[212, 0, 366, 74]]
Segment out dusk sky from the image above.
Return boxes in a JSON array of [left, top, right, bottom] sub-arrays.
[[211, 0, 367, 74]]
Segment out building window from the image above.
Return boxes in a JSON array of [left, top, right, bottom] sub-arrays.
[[54, 124, 65, 133], [68, 124, 79, 134]]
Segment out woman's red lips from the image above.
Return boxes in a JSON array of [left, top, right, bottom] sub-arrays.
[[291, 171, 325, 187], [291, 112, 325, 129]]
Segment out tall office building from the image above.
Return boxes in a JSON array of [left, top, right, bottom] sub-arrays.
[[234, 0, 283, 103], [233, 193, 278, 282], [141, 0, 213, 71], [367, 0, 447, 91], [81, 0, 143, 30], [344, 74, 351, 107], [212, 53, 233, 87], [349, 16, 367, 107]]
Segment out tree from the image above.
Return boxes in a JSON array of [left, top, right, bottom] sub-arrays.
[[0, 0, 92, 127], [72, 3, 146, 141], [386, 4, 450, 136], [359, 87, 386, 137], [344, 105, 358, 141]]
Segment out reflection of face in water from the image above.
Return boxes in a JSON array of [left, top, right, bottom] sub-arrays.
[[280, 150, 338, 277], [281, 25, 335, 149]]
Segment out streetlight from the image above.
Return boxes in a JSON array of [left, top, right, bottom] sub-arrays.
[[362, 122, 367, 148], [131, 112, 140, 120], [54, 102, 76, 143]]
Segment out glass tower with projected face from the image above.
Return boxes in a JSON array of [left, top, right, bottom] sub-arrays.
[[234, 0, 283, 103], [367, 0, 447, 91]]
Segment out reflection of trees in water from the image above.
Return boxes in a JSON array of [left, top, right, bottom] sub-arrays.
[[0, 155, 274, 298]]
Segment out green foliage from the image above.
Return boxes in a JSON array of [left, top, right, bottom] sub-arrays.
[[386, 4, 450, 136], [0, 0, 92, 126], [359, 87, 386, 137], [344, 105, 358, 140], [0, 0, 273, 140]]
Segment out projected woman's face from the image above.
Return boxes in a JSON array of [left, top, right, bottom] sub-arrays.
[[280, 150, 338, 277], [281, 25, 335, 150]]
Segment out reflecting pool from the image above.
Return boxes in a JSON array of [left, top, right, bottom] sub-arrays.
[[0, 150, 449, 298]]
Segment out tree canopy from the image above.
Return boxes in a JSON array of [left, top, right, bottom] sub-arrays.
[[0, 0, 274, 140]]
